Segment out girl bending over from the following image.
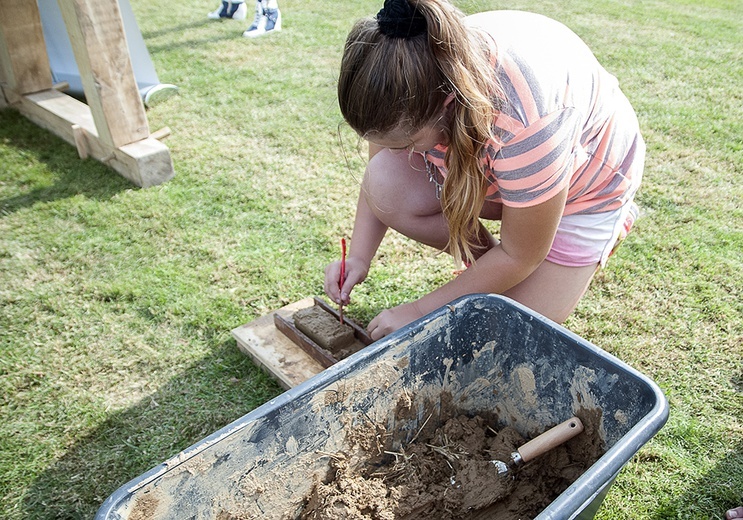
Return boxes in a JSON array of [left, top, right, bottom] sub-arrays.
[[325, 0, 644, 340]]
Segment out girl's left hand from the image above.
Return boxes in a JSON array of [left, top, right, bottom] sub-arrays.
[[367, 300, 424, 341]]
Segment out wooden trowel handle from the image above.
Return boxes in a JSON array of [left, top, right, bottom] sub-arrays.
[[517, 417, 584, 463]]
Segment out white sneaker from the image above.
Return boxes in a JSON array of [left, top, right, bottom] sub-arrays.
[[243, 8, 281, 37], [242, 1, 263, 31], [207, 1, 248, 20]]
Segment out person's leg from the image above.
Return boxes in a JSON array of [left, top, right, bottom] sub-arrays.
[[208, 1, 247, 20], [363, 149, 451, 250], [243, 0, 281, 36], [263, 0, 281, 32], [363, 148, 499, 257], [503, 260, 597, 324], [503, 202, 645, 323], [245, 0, 263, 30]]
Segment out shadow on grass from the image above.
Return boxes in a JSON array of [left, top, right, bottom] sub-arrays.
[[648, 369, 743, 518], [141, 19, 252, 55], [20, 339, 283, 520], [650, 366, 743, 520], [0, 110, 132, 216], [145, 32, 253, 55], [139, 19, 213, 40]]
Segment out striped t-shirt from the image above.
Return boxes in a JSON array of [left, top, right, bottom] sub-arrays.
[[424, 10, 644, 215]]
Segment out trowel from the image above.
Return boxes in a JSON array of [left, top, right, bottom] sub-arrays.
[[491, 416, 584, 476]]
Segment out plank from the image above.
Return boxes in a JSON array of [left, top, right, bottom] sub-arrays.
[[17, 89, 174, 187], [231, 298, 325, 389], [19, 89, 97, 143]]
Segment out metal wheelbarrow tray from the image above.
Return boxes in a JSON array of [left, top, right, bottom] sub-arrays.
[[96, 294, 669, 520]]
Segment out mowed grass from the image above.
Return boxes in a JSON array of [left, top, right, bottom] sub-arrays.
[[0, 0, 741, 518]]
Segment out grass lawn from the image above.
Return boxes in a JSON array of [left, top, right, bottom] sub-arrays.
[[1, 0, 741, 518]]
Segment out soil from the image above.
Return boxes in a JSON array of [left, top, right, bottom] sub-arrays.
[[299, 407, 604, 520]]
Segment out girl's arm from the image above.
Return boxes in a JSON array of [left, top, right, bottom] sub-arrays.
[[347, 143, 389, 269], [424, 185, 567, 310], [367, 185, 568, 339], [324, 144, 389, 306]]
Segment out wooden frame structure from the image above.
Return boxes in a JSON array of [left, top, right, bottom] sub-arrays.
[[0, 0, 174, 187]]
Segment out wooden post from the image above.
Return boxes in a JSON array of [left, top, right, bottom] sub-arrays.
[[0, 0, 53, 103], [56, 0, 149, 148]]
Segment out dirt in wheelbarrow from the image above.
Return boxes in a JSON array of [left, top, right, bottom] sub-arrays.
[[299, 404, 604, 520]]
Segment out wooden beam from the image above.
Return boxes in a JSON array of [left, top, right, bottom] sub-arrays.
[[18, 89, 174, 187], [115, 136, 175, 188], [57, 0, 149, 148], [0, 0, 53, 101], [71, 124, 89, 159]]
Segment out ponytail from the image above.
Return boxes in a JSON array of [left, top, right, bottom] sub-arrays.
[[338, 0, 503, 265]]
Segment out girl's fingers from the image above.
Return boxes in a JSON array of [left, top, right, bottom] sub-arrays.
[[325, 257, 368, 304], [324, 261, 342, 302]]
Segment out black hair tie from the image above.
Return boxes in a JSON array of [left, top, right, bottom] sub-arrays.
[[377, 0, 427, 38]]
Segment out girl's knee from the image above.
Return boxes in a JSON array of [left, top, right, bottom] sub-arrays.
[[364, 150, 442, 218]]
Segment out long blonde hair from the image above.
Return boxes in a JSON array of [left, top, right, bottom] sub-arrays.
[[338, 0, 503, 265]]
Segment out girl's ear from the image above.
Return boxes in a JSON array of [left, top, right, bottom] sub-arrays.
[[439, 92, 457, 123]]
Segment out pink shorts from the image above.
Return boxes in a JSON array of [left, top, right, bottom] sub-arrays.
[[546, 202, 639, 268]]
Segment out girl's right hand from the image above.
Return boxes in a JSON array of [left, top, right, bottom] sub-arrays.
[[324, 256, 369, 306]]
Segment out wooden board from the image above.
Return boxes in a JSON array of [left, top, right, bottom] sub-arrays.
[[232, 298, 375, 389], [16, 89, 174, 187], [231, 298, 325, 390]]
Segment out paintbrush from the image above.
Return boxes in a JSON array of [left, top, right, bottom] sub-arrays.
[[491, 416, 584, 476], [339, 237, 346, 325]]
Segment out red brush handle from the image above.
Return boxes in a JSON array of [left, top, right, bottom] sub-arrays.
[[339, 238, 346, 324], [340, 238, 346, 282]]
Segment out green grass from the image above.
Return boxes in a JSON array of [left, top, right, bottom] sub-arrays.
[[1, 0, 741, 518]]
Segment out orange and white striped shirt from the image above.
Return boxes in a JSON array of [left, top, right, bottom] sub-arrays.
[[425, 10, 644, 215]]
